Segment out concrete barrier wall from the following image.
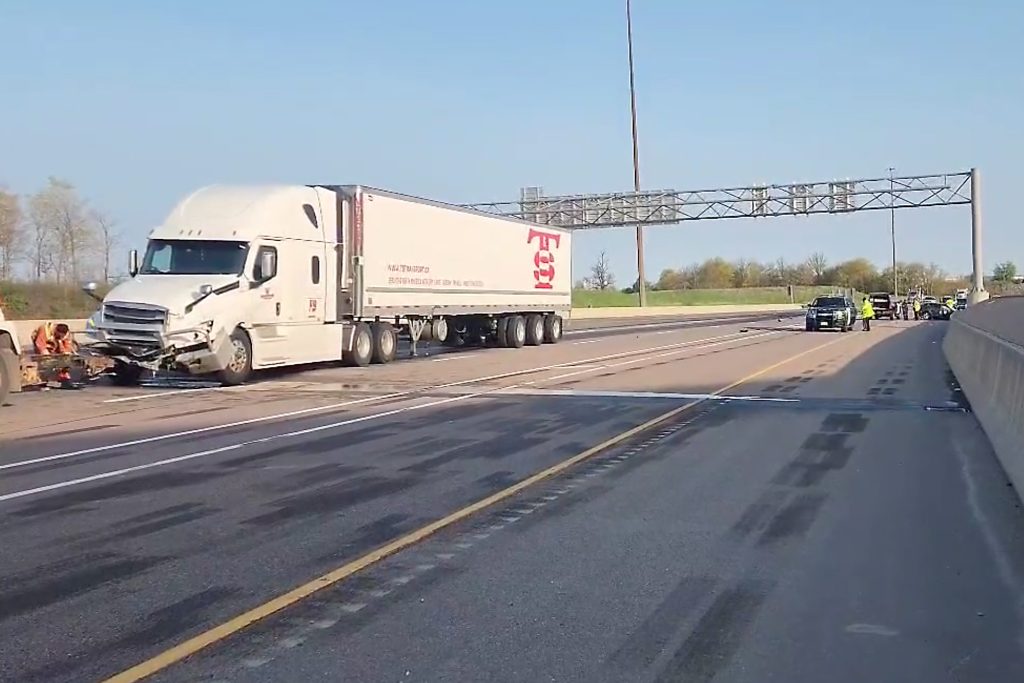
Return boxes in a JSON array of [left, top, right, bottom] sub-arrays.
[[943, 296, 1024, 495]]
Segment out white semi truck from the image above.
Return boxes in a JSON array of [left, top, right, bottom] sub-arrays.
[[83, 185, 572, 385]]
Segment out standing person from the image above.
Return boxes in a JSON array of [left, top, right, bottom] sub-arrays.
[[861, 296, 875, 331], [913, 298, 921, 320]]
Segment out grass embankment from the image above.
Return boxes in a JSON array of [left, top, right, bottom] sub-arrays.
[[0, 282, 107, 320], [1, 281, 857, 319], [572, 286, 849, 308]]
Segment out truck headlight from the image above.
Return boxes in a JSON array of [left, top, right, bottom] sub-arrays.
[[806, 308, 817, 318]]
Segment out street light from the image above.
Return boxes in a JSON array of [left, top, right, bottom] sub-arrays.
[[889, 167, 898, 297], [626, 0, 646, 306]]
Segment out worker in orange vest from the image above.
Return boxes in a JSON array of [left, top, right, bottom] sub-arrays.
[[32, 322, 76, 355]]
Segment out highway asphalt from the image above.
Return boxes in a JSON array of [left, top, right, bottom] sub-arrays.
[[1, 313, 1023, 682]]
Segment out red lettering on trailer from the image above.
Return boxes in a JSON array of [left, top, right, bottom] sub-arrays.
[[528, 228, 561, 290]]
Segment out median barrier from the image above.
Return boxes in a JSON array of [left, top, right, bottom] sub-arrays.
[[943, 296, 1024, 498], [569, 304, 802, 320]]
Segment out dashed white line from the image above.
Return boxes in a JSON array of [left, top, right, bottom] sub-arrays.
[[338, 602, 367, 613]]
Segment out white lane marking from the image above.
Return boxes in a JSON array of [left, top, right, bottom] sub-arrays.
[[99, 318, 746, 400], [103, 385, 237, 403], [3, 328, 765, 473], [0, 329, 787, 500], [0, 381, 530, 502], [565, 315, 773, 336], [430, 354, 479, 363], [338, 602, 367, 613], [497, 388, 799, 402]]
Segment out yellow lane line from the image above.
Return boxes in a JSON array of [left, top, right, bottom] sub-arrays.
[[103, 332, 852, 683]]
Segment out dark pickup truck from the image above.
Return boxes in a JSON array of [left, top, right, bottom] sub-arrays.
[[805, 295, 855, 332], [868, 292, 898, 320]]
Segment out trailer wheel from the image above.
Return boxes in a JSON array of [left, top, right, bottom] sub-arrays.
[[543, 314, 563, 343], [219, 328, 253, 385], [495, 316, 510, 348], [525, 314, 544, 346], [345, 322, 373, 367], [431, 317, 450, 344], [111, 361, 144, 386], [371, 323, 397, 364], [0, 348, 15, 407], [506, 315, 527, 348]]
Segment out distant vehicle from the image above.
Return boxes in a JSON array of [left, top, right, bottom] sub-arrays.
[[922, 295, 939, 304], [83, 185, 572, 386], [868, 292, 899, 320], [919, 300, 953, 320], [805, 296, 855, 332]]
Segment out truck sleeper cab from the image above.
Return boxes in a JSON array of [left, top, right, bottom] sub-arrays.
[[85, 184, 571, 385]]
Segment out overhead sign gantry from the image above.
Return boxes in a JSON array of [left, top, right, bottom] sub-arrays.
[[463, 169, 986, 305]]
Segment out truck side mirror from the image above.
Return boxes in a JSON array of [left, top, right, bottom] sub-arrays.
[[129, 249, 139, 278], [254, 248, 277, 283], [81, 281, 103, 303]]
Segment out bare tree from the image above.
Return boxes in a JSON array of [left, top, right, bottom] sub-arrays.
[[93, 210, 118, 283], [589, 250, 615, 290], [28, 177, 98, 283], [806, 252, 828, 283], [0, 189, 23, 280]]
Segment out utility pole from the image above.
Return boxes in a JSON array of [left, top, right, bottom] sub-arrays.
[[626, 0, 646, 306], [889, 167, 898, 297]]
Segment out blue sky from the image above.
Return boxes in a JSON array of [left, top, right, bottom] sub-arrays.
[[2, 0, 1021, 284]]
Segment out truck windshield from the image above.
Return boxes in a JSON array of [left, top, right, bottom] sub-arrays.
[[811, 297, 846, 307], [141, 240, 249, 275]]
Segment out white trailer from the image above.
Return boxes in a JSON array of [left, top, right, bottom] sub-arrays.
[[84, 185, 572, 385]]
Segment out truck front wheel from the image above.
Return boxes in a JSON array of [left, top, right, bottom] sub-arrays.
[[219, 328, 253, 385], [525, 314, 545, 346], [111, 361, 144, 386], [506, 315, 527, 348], [345, 323, 373, 367], [371, 323, 397, 364], [0, 348, 15, 406]]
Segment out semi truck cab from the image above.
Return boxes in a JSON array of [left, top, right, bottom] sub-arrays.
[[85, 185, 344, 385]]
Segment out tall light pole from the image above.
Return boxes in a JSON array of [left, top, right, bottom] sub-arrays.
[[889, 167, 898, 296], [626, 0, 646, 306]]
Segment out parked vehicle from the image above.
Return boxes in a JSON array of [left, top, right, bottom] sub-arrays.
[[805, 295, 855, 332], [83, 185, 572, 385], [868, 292, 899, 320], [919, 300, 953, 320]]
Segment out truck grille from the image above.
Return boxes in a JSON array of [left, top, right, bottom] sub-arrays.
[[102, 302, 166, 348], [103, 302, 168, 326]]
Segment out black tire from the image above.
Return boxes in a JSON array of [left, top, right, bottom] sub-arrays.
[[431, 317, 450, 345], [219, 327, 253, 385], [495, 316, 510, 348], [921, 311, 931, 320], [111, 361, 144, 386], [543, 314, 563, 343], [805, 321, 815, 332], [370, 322, 397, 364], [344, 322, 373, 367], [0, 348, 15, 407], [525, 314, 545, 346], [506, 315, 526, 348]]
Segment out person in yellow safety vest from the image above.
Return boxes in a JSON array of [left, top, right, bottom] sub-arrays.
[[861, 296, 875, 331], [944, 295, 956, 310], [913, 298, 921, 320]]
